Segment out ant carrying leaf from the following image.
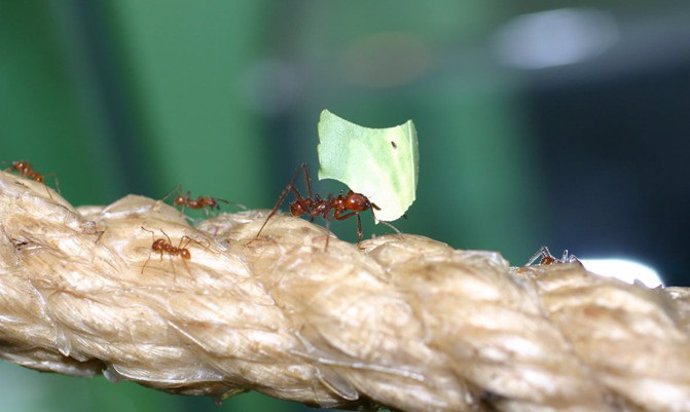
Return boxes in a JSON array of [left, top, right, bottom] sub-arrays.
[[256, 163, 390, 249]]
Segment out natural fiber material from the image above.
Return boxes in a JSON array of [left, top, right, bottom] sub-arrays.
[[0, 170, 688, 411]]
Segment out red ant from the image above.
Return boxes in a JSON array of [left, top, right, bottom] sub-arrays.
[[175, 194, 224, 211], [7, 160, 45, 183], [3, 160, 59, 199], [163, 185, 241, 216], [526, 246, 581, 266], [140, 227, 194, 276], [255, 163, 382, 249]]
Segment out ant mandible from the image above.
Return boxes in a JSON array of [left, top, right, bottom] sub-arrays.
[[525, 246, 581, 266], [140, 226, 193, 276], [255, 163, 380, 248]]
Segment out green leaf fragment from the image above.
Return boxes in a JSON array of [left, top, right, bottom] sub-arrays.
[[317, 109, 418, 222]]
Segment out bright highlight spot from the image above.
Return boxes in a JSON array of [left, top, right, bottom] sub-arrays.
[[580, 258, 663, 288], [493, 8, 619, 69]]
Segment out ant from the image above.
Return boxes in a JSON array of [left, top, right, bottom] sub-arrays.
[[255, 163, 382, 249], [525, 246, 581, 266], [7, 160, 45, 183], [140, 226, 194, 276], [163, 185, 241, 216], [3, 160, 59, 199]]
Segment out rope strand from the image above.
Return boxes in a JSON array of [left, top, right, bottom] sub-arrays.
[[0, 171, 688, 411]]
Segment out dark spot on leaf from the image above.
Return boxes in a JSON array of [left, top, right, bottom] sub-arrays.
[[390, 141, 397, 149]]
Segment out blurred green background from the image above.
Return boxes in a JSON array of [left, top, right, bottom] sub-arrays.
[[2, 1, 690, 410]]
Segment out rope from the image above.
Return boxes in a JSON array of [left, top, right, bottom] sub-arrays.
[[0, 171, 688, 411]]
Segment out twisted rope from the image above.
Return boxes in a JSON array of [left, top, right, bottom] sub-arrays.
[[0, 171, 688, 411]]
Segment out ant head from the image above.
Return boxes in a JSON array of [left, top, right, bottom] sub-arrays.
[[12, 161, 26, 170], [152, 238, 166, 251], [290, 201, 306, 217], [181, 249, 191, 260], [344, 191, 373, 212], [173, 195, 186, 206]]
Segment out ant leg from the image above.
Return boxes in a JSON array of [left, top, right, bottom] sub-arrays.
[[43, 182, 54, 200], [181, 258, 192, 278], [52, 174, 61, 196], [217, 198, 247, 211], [159, 228, 174, 249], [333, 210, 356, 221], [168, 255, 178, 280], [158, 228, 177, 278], [182, 191, 195, 216], [94, 228, 106, 244], [178, 235, 194, 278], [379, 220, 403, 236], [256, 163, 313, 240], [141, 254, 152, 274], [188, 235, 211, 251], [256, 184, 292, 238], [53, 174, 61, 195], [43, 172, 60, 199], [256, 183, 303, 238], [526, 246, 550, 266], [140, 226, 157, 242], [161, 184, 184, 202], [299, 163, 313, 199], [540, 251, 557, 265], [568, 253, 582, 265], [333, 209, 364, 245], [140, 226, 156, 274], [560, 249, 581, 265], [179, 235, 192, 250], [323, 217, 331, 251]]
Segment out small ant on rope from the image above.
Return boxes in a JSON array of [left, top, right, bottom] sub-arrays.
[[256, 163, 392, 249], [140, 226, 200, 277], [7, 161, 45, 183], [3, 160, 59, 199], [162, 184, 244, 216], [525, 246, 582, 266]]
